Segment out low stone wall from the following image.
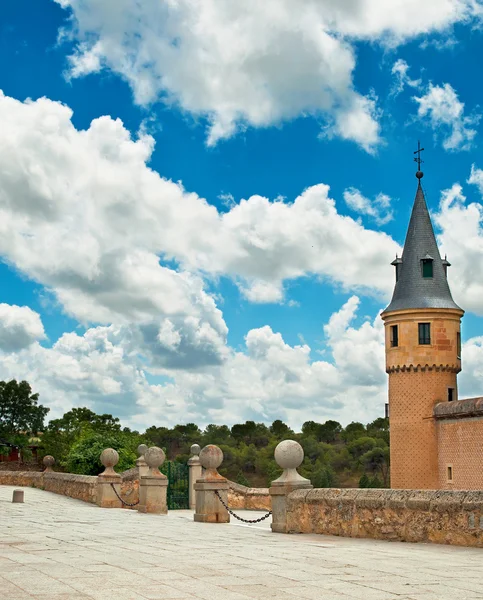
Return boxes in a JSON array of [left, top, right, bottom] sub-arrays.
[[286, 488, 483, 547], [227, 481, 271, 511], [0, 471, 97, 504]]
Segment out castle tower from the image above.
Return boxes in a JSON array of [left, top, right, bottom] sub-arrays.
[[381, 154, 464, 489]]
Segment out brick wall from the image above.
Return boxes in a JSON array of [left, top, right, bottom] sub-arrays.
[[435, 397, 483, 490], [389, 368, 457, 489], [382, 308, 463, 490], [286, 488, 483, 548]]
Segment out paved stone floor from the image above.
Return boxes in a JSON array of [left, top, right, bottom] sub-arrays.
[[0, 486, 482, 600]]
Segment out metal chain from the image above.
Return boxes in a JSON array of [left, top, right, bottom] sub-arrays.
[[214, 490, 272, 523], [110, 483, 140, 507]]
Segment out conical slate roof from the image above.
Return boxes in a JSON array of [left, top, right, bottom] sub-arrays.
[[383, 181, 463, 313]]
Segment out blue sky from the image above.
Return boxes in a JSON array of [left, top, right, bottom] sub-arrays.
[[1, 0, 483, 430]]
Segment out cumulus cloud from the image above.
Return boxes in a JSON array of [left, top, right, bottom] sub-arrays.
[[343, 187, 393, 225], [53, 0, 482, 149], [414, 83, 480, 151], [0, 297, 388, 428], [434, 178, 483, 315], [391, 59, 422, 96], [0, 304, 46, 352], [0, 91, 400, 322]]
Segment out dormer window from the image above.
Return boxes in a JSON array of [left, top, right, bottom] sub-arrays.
[[442, 255, 451, 277], [421, 254, 433, 278], [391, 256, 402, 282]]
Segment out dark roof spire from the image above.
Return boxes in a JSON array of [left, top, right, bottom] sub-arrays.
[[383, 148, 463, 314]]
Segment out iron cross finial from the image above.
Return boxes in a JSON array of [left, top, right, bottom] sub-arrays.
[[414, 141, 425, 179]]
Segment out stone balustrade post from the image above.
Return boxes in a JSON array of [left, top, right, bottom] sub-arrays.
[[138, 447, 168, 514], [43, 455, 55, 473], [194, 445, 229, 523], [97, 448, 122, 509], [188, 444, 202, 510], [269, 440, 312, 533], [136, 444, 149, 478]]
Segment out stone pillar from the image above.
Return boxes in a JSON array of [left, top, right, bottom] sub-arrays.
[[194, 445, 229, 523], [12, 489, 24, 503], [138, 447, 168, 514], [269, 440, 312, 534], [136, 444, 149, 478], [188, 444, 202, 510], [97, 448, 122, 509], [43, 455, 55, 473]]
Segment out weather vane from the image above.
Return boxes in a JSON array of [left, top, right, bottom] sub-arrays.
[[414, 140, 424, 179]]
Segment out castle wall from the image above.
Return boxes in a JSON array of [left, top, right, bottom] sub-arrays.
[[389, 369, 456, 489], [435, 397, 483, 490], [383, 308, 462, 489]]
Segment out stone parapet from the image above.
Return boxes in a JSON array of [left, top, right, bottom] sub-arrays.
[[0, 471, 97, 503], [434, 397, 483, 420], [286, 488, 483, 547], [227, 481, 271, 511]]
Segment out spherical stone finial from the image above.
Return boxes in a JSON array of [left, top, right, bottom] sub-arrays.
[[190, 443, 201, 456], [144, 446, 166, 470], [137, 444, 148, 457], [274, 440, 304, 470], [100, 448, 119, 469], [43, 455, 55, 470], [199, 444, 223, 471], [416, 170, 424, 179]]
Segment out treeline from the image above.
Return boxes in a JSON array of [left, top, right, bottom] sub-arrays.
[[0, 380, 390, 488]]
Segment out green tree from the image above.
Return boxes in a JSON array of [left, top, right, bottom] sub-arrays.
[[65, 429, 140, 475], [269, 419, 293, 438], [41, 407, 123, 466], [359, 473, 370, 488], [361, 446, 390, 487], [0, 380, 49, 439]]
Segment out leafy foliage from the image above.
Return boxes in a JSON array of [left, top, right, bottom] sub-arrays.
[[0, 380, 49, 439]]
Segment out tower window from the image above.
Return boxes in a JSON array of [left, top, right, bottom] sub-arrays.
[[418, 323, 431, 345], [448, 388, 455, 402], [390, 325, 399, 347], [447, 465, 453, 482], [421, 258, 433, 278], [457, 332, 461, 360]]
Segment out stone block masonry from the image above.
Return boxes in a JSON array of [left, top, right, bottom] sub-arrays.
[[227, 481, 271, 510], [0, 471, 97, 503], [286, 488, 483, 547]]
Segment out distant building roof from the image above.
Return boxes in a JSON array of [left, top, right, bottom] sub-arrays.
[[383, 181, 463, 314]]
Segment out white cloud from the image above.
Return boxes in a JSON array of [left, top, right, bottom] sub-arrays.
[[391, 59, 422, 96], [343, 187, 393, 225], [0, 91, 400, 323], [0, 304, 46, 352], [434, 179, 483, 316], [53, 0, 482, 149], [414, 83, 480, 151], [0, 297, 388, 429]]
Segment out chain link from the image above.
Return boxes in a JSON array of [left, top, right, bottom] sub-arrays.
[[214, 490, 272, 523], [110, 483, 140, 507]]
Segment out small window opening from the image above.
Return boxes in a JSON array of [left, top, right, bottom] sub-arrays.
[[421, 258, 433, 278], [418, 323, 431, 345], [457, 332, 461, 360], [448, 388, 455, 402], [447, 466, 453, 482], [390, 325, 399, 348]]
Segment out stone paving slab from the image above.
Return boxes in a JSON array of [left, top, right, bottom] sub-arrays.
[[0, 486, 482, 600]]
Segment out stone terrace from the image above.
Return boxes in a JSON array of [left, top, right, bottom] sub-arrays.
[[1, 486, 482, 600]]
